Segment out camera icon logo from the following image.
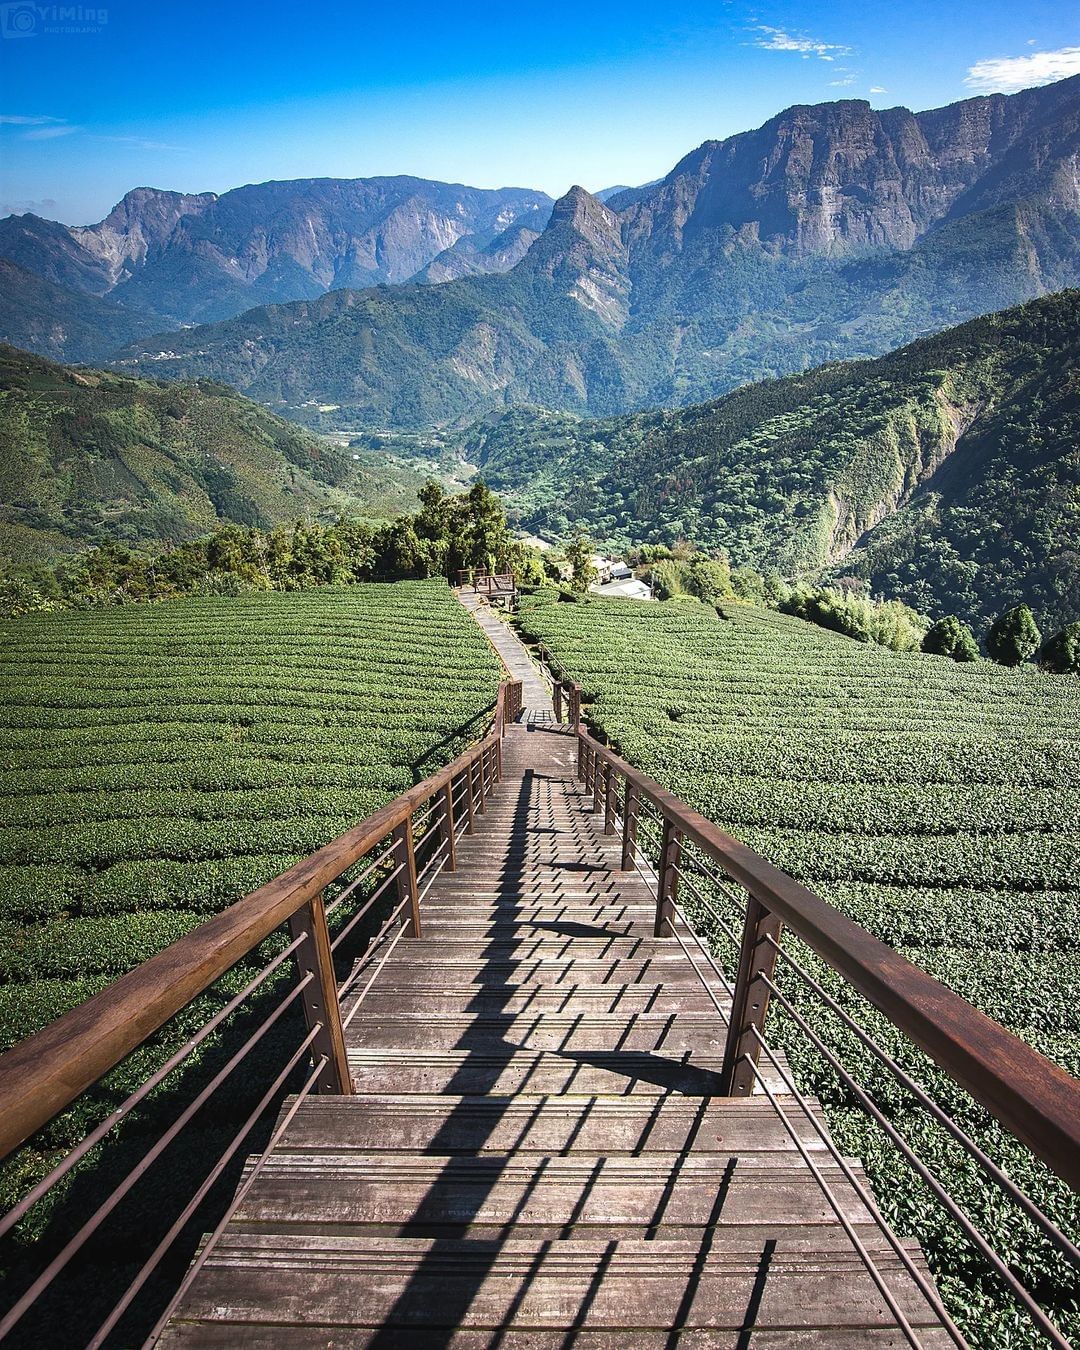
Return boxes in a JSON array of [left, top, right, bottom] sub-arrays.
[[1, 3, 39, 37]]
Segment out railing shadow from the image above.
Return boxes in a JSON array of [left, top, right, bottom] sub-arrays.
[[354, 751, 754, 1343]]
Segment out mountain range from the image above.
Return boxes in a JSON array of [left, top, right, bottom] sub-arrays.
[[96, 75, 1080, 431], [0, 178, 554, 360], [465, 290, 1080, 632]]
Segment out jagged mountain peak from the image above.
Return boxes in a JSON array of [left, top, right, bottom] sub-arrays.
[[547, 186, 622, 244]]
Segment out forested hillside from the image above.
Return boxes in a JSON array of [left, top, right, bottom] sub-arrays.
[[0, 345, 423, 561], [469, 291, 1080, 631]]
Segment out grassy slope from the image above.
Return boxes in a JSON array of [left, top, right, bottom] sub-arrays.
[[0, 580, 501, 1343], [0, 343, 425, 562], [517, 592, 1080, 1345], [0, 581, 501, 1047], [0, 259, 164, 367], [472, 292, 1080, 632]]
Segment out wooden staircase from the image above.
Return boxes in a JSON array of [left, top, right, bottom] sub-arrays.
[[158, 610, 953, 1346]]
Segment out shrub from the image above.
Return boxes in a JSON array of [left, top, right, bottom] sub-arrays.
[[1040, 622, 1080, 674], [987, 605, 1042, 666], [923, 616, 980, 662]]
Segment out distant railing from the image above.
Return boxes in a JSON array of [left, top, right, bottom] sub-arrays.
[[456, 569, 517, 599], [0, 680, 522, 1346], [547, 673, 1080, 1349]]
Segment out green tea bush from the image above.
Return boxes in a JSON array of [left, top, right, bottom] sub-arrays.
[[0, 580, 501, 1044], [518, 591, 1080, 1346]]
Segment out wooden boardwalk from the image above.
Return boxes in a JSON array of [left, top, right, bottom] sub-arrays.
[[159, 599, 951, 1346]]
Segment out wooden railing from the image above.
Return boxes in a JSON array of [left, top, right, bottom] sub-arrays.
[[0, 680, 521, 1342], [546, 672, 1080, 1348], [457, 569, 517, 598]]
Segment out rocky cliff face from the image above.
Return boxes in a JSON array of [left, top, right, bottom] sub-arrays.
[[0, 177, 553, 327], [526, 187, 630, 326], [621, 81, 1080, 260], [71, 187, 218, 286]]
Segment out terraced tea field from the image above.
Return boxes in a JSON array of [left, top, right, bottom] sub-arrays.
[[0, 581, 502, 1049], [518, 592, 1080, 1346]]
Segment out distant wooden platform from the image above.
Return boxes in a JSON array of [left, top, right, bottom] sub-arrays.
[[159, 602, 952, 1346]]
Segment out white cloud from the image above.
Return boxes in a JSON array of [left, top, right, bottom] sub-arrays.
[[24, 124, 79, 140], [0, 114, 64, 126], [964, 46, 1080, 93], [870, 86, 887, 93], [0, 197, 58, 216], [829, 77, 856, 86], [98, 135, 186, 151], [753, 25, 852, 63]]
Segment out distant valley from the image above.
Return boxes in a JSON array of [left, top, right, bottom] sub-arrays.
[[465, 291, 1080, 632]]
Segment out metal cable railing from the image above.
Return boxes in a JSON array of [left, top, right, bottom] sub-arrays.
[[551, 679, 1080, 1347], [0, 679, 521, 1346]]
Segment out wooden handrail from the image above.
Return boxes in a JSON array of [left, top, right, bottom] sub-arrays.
[[0, 682, 520, 1163], [575, 719, 1080, 1190]]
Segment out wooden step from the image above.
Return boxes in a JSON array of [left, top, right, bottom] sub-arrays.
[[277, 1094, 827, 1156], [159, 1234, 951, 1346], [347, 1048, 727, 1097], [343, 985, 720, 1016], [343, 1011, 730, 1053], [230, 1153, 876, 1238], [417, 914, 655, 938], [365, 958, 707, 987], [384, 937, 669, 961]]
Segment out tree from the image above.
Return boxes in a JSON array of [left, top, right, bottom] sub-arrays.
[[566, 535, 597, 593], [1040, 622, 1080, 674], [687, 555, 734, 602], [987, 605, 1042, 667], [922, 615, 980, 662]]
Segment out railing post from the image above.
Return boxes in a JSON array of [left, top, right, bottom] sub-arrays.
[[440, 781, 457, 872], [621, 784, 639, 871], [496, 735, 503, 782], [570, 683, 581, 730], [604, 766, 617, 836], [391, 818, 422, 937], [553, 683, 563, 722], [720, 894, 784, 1096], [654, 817, 682, 938], [287, 891, 352, 1094], [592, 756, 605, 814], [477, 747, 487, 814], [464, 761, 476, 834]]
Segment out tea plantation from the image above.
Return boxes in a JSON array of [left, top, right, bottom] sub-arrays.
[[0, 580, 502, 1050], [518, 592, 1080, 1347]]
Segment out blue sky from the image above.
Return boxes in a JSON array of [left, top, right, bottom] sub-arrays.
[[0, 0, 1076, 223]]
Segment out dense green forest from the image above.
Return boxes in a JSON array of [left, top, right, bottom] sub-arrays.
[[466, 292, 1080, 631], [0, 344, 424, 563]]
